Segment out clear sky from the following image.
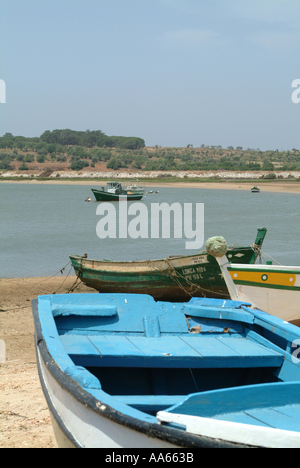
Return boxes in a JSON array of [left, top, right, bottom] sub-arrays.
[[0, 0, 299, 150]]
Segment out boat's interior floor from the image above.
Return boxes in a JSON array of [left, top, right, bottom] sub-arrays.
[[47, 294, 300, 431]]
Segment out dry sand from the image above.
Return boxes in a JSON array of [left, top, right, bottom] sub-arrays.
[[0, 276, 97, 448]]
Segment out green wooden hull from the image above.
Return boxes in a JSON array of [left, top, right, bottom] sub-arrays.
[[92, 188, 144, 201], [70, 228, 267, 301]]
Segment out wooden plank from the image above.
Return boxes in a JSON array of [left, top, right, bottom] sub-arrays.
[[88, 336, 145, 357], [181, 335, 283, 367], [216, 336, 280, 358], [188, 298, 252, 308], [162, 382, 300, 418], [181, 336, 240, 358], [245, 407, 300, 432], [114, 395, 185, 411], [60, 333, 283, 369], [127, 336, 200, 358], [182, 304, 255, 324], [60, 334, 100, 356], [52, 304, 118, 317], [275, 405, 300, 422], [61, 334, 146, 358], [215, 411, 270, 427]]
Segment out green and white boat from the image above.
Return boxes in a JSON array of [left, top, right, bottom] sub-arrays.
[[92, 181, 144, 202], [70, 228, 267, 302]]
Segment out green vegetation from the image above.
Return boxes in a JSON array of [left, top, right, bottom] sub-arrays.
[[39, 129, 145, 150], [0, 131, 299, 176]]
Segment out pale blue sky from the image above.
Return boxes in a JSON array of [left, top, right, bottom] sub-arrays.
[[0, 0, 300, 150]]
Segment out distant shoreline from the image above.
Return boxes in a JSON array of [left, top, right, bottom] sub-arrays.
[[1, 177, 300, 193]]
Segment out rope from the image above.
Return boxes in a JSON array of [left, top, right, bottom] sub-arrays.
[[146, 255, 231, 298], [0, 261, 79, 314], [30, 261, 71, 284], [52, 265, 74, 294], [165, 257, 226, 298], [251, 244, 282, 266], [66, 257, 84, 293], [251, 243, 262, 264], [67, 274, 83, 293]]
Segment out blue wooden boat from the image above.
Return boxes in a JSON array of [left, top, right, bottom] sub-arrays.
[[32, 293, 300, 448]]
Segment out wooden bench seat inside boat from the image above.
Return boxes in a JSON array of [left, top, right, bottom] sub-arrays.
[[60, 333, 283, 369], [113, 394, 185, 412]]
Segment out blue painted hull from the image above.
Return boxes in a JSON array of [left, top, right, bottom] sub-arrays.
[[32, 294, 300, 448]]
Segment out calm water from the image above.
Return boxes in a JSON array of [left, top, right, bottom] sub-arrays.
[[1, 183, 299, 278]]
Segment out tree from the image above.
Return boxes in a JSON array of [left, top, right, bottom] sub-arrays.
[[18, 162, 29, 170], [24, 154, 34, 163], [48, 143, 57, 154], [262, 160, 275, 171], [37, 154, 46, 163], [106, 157, 123, 170], [264, 173, 276, 179], [0, 159, 13, 170], [70, 160, 89, 170], [40, 130, 57, 144]]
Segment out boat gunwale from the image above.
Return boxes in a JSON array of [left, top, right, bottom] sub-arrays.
[[228, 264, 300, 274], [31, 298, 243, 448], [70, 245, 252, 268]]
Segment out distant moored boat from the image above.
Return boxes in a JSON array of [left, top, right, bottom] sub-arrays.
[[91, 181, 144, 201]]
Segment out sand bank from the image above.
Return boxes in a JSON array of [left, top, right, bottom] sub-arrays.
[[1, 178, 300, 193], [0, 276, 97, 448]]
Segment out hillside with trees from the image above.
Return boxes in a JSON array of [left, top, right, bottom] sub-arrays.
[[0, 130, 299, 177]]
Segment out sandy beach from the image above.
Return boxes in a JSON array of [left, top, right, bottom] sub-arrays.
[[1, 178, 300, 193], [0, 276, 97, 448]]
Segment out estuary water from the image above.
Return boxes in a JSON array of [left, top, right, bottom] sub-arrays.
[[0, 182, 299, 278]]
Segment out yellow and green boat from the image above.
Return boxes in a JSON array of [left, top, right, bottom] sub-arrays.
[[70, 228, 267, 301], [219, 261, 300, 324]]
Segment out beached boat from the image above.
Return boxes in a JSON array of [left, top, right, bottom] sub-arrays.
[[92, 181, 144, 201], [69, 228, 267, 301], [251, 186, 260, 193], [215, 256, 300, 324], [32, 292, 300, 448]]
